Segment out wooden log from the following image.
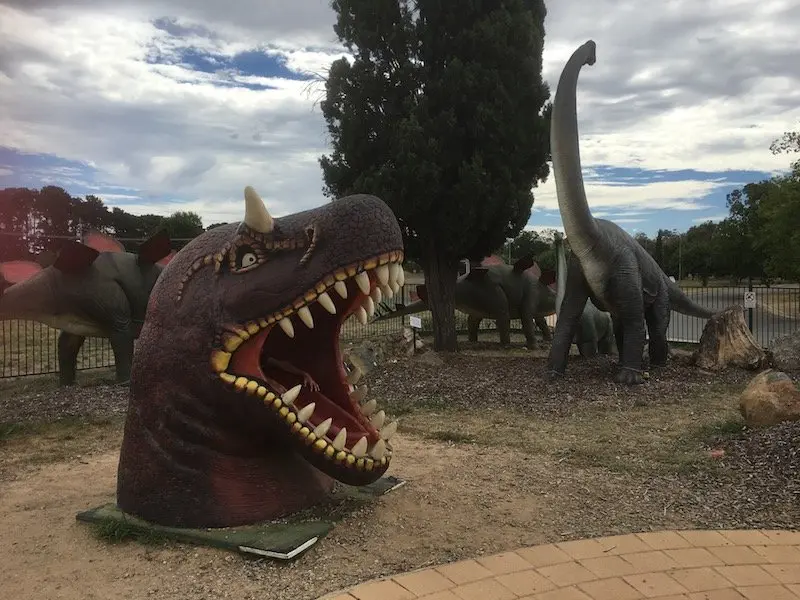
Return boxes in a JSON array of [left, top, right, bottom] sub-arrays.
[[693, 305, 766, 371]]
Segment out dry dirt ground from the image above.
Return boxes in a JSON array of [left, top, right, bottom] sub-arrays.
[[1, 338, 798, 600]]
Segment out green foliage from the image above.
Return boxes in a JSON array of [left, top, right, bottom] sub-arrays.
[[319, 0, 551, 259], [499, 228, 559, 270], [161, 210, 205, 242], [0, 186, 206, 258], [319, 0, 550, 350]]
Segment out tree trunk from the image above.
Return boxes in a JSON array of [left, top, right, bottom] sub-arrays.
[[421, 246, 459, 352], [694, 305, 766, 371]]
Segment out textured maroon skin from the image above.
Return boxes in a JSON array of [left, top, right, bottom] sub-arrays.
[[116, 194, 404, 528]]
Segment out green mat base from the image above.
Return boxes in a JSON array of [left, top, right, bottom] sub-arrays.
[[76, 475, 406, 560]]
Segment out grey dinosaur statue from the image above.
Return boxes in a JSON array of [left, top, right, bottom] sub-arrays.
[[547, 40, 716, 384], [0, 230, 175, 385], [374, 255, 557, 349], [554, 233, 614, 357]]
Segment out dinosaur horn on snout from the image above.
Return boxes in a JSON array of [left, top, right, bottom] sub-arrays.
[[243, 186, 274, 233]]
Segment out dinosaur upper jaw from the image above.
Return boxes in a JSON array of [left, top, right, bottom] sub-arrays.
[[210, 250, 404, 485]]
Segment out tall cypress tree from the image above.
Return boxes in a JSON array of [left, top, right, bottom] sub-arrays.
[[319, 0, 551, 351]]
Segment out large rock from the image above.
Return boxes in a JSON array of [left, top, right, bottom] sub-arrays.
[[739, 369, 800, 427], [768, 330, 800, 373], [694, 305, 766, 371]]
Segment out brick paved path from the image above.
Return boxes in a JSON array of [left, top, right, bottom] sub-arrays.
[[319, 529, 800, 600]]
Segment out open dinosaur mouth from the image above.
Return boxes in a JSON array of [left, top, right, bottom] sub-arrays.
[[209, 251, 404, 482]]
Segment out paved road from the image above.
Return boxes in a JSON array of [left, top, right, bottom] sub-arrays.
[[667, 286, 797, 345]]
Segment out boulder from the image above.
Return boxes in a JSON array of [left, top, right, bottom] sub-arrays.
[[768, 330, 800, 373], [739, 369, 800, 427], [694, 305, 766, 371]]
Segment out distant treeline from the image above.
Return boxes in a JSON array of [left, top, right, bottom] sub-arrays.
[[501, 164, 800, 286], [3, 163, 799, 286], [0, 186, 230, 260]]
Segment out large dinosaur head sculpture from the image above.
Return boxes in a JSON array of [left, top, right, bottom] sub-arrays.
[[117, 187, 405, 528]]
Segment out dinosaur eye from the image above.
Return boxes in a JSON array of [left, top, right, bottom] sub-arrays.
[[234, 244, 259, 270]]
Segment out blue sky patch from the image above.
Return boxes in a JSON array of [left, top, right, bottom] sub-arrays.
[[146, 16, 314, 91]]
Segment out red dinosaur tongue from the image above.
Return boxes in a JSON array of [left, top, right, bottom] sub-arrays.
[[226, 318, 379, 446]]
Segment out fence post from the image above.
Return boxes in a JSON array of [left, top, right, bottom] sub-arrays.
[[747, 279, 754, 332]]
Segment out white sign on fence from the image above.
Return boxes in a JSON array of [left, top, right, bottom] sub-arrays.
[[743, 291, 756, 309], [409, 316, 422, 329]]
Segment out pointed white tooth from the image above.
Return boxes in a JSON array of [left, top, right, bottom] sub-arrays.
[[389, 280, 400, 293], [380, 420, 398, 440], [363, 296, 375, 317], [355, 305, 368, 325], [370, 438, 386, 460], [332, 427, 347, 450], [278, 317, 294, 338], [297, 402, 315, 423], [361, 398, 377, 416], [318, 292, 336, 314], [370, 409, 386, 429], [282, 384, 302, 406], [355, 271, 371, 295], [298, 306, 314, 328], [396, 265, 405, 287], [346, 366, 362, 384], [388, 263, 400, 286], [370, 287, 382, 303], [351, 385, 368, 403], [375, 264, 390, 286], [380, 284, 393, 299], [351, 436, 368, 457], [334, 280, 348, 299], [313, 417, 332, 438]]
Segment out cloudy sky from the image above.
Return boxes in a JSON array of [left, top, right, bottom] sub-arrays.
[[1, 0, 798, 237]]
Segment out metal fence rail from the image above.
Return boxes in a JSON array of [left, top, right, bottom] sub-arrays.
[[1, 283, 798, 379]]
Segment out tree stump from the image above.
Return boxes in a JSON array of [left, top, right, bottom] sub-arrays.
[[693, 305, 766, 371]]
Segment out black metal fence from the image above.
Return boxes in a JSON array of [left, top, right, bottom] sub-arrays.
[[1, 283, 798, 379]]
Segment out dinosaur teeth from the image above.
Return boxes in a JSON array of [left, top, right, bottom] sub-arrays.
[[282, 384, 302, 406], [370, 438, 387, 460], [355, 271, 371, 295], [380, 420, 398, 440], [370, 409, 386, 429], [313, 417, 332, 438], [334, 280, 348, 299], [318, 292, 336, 314], [278, 317, 295, 338], [298, 306, 314, 328], [351, 385, 368, 403], [351, 436, 368, 457], [354, 305, 368, 325], [361, 398, 377, 416], [388, 263, 400, 286], [363, 296, 375, 317], [375, 264, 390, 286], [346, 366, 362, 384], [297, 402, 315, 423], [380, 284, 394, 299], [332, 427, 347, 450], [370, 287, 382, 303], [396, 265, 405, 287]]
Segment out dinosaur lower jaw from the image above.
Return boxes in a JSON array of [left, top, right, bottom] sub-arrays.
[[210, 251, 404, 486]]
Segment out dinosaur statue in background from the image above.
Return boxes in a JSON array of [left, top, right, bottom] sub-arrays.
[[373, 255, 557, 349], [0, 230, 175, 385], [116, 186, 404, 528], [554, 233, 614, 357], [547, 40, 716, 384]]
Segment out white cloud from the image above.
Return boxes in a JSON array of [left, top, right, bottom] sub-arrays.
[[534, 174, 724, 212], [0, 0, 799, 228]]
